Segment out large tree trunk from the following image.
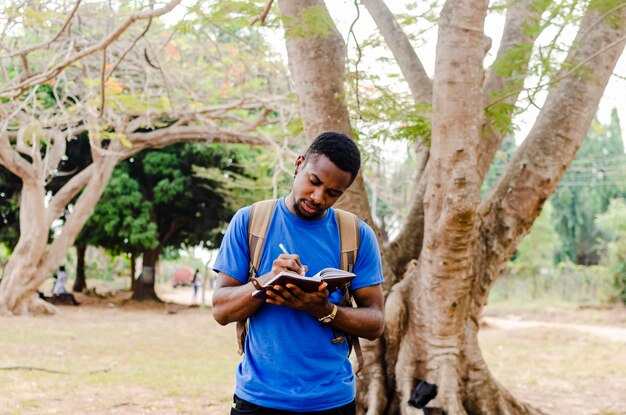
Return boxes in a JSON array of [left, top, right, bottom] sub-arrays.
[[131, 247, 161, 301], [0, 179, 55, 315], [278, 0, 626, 414], [73, 243, 88, 293], [402, 2, 488, 413], [276, 2, 394, 412]]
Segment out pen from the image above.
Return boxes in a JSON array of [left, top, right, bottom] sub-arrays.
[[279, 243, 307, 275]]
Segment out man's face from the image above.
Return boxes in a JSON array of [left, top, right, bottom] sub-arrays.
[[289, 154, 353, 220]]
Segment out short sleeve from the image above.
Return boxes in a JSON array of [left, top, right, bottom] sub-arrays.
[[212, 207, 251, 283], [350, 221, 384, 290]]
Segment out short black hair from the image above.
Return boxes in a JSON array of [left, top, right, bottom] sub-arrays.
[[303, 131, 361, 182]]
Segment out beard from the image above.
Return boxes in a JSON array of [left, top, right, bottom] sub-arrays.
[[292, 198, 325, 220]]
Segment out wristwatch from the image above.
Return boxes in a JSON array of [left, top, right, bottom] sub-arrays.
[[318, 304, 338, 324]]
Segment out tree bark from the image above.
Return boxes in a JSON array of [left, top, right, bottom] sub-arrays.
[[130, 252, 137, 291], [131, 247, 161, 301], [72, 243, 87, 293], [0, 179, 54, 315], [407, 2, 488, 413]]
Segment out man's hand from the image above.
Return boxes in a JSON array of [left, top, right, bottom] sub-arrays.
[[270, 253, 308, 276], [265, 282, 332, 319]]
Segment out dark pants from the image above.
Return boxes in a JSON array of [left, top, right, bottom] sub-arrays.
[[230, 394, 356, 415]]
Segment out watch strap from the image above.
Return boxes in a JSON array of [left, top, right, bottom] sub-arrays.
[[318, 303, 338, 323]]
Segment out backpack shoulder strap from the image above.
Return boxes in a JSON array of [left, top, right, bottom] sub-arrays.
[[335, 208, 360, 273], [247, 199, 278, 280], [236, 199, 277, 356], [333, 208, 365, 374]]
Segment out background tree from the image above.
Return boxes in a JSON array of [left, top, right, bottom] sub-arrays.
[[551, 110, 626, 264], [124, 143, 251, 300], [273, 0, 626, 413], [595, 198, 626, 303], [72, 165, 157, 292], [0, 0, 287, 315]]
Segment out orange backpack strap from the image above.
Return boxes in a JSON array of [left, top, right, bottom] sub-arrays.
[[247, 199, 278, 280], [235, 199, 278, 355], [335, 208, 360, 273], [334, 208, 364, 374]]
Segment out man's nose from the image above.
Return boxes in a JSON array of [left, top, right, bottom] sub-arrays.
[[311, 187, 324, 204]]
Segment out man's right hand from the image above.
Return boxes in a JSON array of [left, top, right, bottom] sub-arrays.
[[271, 253, 308, 276]]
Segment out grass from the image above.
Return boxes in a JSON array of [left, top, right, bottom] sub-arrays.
[[0, 305, 239, 415], [1, 295, 625, 415]]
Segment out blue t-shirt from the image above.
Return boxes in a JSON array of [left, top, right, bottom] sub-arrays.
[[213, 198, 383, 411]]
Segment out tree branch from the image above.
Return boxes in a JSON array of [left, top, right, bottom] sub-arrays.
[[46, 165, 95, 228], [478, 0, 549, 180], [106, 18, 152, 81], [249, 0, 274, 26], [360, 0, 432, 104], [5, 0, 82, 59], [0, 0, 182, 99], [123, 125, 264, 157], [477, 4, 626, 302], [383, 145, 429, 280], [0, 133, 34, 180]]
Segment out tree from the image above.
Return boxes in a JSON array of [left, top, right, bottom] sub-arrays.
[[595, 198, 626, 303], [73, 164, 158, 292], [551, 111, 626, 264], [122, 143, 250, 300], [0, 0, 285, 315], [274, 0, 625, 413]]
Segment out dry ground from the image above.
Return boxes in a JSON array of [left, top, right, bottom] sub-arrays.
[[1, 290, 625, 415]]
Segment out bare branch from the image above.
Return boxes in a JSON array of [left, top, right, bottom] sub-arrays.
[[0, 133, 33, 180], [106, 18, 152, 81], [486, 33, 626, 109], [0, 0, 183, 99], [123, 125, 264, 157], [5, 0, 82, 59], [249, 0, 274, 26], [478, 0, 548, 180], [360, 0, 432, 103], [99, 49, 107, 118], [46, 165, 95, 228]]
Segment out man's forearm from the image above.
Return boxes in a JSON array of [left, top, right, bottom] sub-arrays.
[[212, 283, 264, 325], [212, 271, 281, 325], [328, 305, 384, 341]]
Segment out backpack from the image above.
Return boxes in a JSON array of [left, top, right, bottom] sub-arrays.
[[235, 199, 364, 372]]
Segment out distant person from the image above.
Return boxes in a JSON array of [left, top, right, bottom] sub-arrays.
[[52, 265, 69, 295], [50, 265, 79, 306], [192, 269, 202, 302]]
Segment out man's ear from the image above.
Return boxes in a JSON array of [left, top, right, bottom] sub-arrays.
[[294, 155, 305, 176]]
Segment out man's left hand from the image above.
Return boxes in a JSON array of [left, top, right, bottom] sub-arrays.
[[265, 282, 331, 318]]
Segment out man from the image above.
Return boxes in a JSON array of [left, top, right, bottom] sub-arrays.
[[212, 131, 384, 415]]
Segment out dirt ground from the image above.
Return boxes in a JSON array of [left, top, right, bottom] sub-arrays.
[[1, 289, 625, 415]]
